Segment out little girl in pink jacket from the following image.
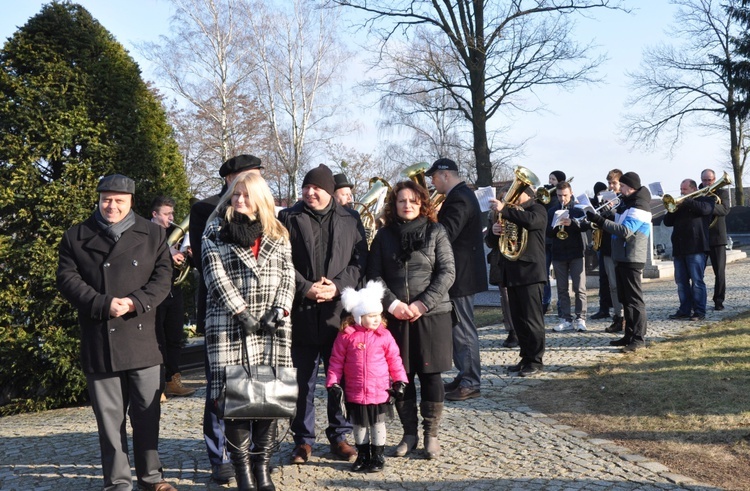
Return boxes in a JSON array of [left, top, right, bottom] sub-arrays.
[[326, 280, 408, 473]]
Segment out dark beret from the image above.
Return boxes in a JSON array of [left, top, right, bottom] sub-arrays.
[[96, 174, 135, 194], [219, 154, 264, 177]]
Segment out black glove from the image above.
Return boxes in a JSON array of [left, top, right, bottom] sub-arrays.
[[235, 309, 260, 336], [259, 308, 283, 335], [586, 210, 606, 227], [328, 384, 346, 418], [387, 381, 407, 404]]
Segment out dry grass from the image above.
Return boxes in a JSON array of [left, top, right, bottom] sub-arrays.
[[517, 315, 750, 490]]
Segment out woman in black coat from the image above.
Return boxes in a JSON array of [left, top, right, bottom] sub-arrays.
[[367, 180, 455, 460]]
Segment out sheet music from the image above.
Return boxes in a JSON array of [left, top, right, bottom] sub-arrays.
[[648, 182, 664, 197], [474, 186, 496, 213], [551, 209, 569, 228], [575, 194, 595, 213]]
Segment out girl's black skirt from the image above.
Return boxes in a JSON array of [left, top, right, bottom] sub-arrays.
[[345, 401, 394, 427]]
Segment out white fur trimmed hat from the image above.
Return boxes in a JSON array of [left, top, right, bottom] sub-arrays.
[[340, 280, 385, 325]]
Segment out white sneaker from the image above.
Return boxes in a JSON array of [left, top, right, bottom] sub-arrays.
[[573, 318, 587, 332], [553, 319, 572, 332]]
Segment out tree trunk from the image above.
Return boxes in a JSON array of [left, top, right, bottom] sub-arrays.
[[729, 114, 745, 206]]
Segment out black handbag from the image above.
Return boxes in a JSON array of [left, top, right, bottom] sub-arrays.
[[217, 329, 298, 420]]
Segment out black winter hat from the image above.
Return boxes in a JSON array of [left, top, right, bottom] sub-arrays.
[[550, 170, 566, 183], [219, 154, 263, 177], [619, 172, 642, 190], [425, 158, 458, 177], [302, 164, 335, 195], [96, 174, 135, 194], [593, 181, 607, 195]]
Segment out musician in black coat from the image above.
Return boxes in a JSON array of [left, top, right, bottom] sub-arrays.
[[426, 158, 487, 402], [57, 174, 175, 491], [700, 169, 730, 311], [488, 185, 548, 377]]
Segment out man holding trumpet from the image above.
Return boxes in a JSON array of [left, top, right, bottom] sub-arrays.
[[585, 172, 652, 353], [663, 179, 714, 321]]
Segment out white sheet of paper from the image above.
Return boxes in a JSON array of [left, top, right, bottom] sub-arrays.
[[648, 182, 664, 197], [552, 209, 569, 228], [474, 186, 496, 213]]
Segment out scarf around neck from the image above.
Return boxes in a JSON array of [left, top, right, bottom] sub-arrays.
[[220, 211, 263, 248], [95, 209, 136, 242], [392, 216, 428, 267]]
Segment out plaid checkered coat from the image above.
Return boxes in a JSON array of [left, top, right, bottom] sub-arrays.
[[202, 217, 296, 400]]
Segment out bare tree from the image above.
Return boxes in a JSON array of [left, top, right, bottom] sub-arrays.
[[625, 0, 749, 205], [334, 0, 622, 186], [139, 0, 269, 194], [244, 0, 351, 203]]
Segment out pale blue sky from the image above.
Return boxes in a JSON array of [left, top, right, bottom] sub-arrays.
[[0, 1, 730, 197]]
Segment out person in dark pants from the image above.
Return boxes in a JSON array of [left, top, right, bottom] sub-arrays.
[[426, 158, 487, 402], [150, 196, 195, 400], [489, 184, 548, 377], [278, 164, 368, 464], [486, 188, 518, 348], [664, 179, 714, 321], [57, 174, 176, 491], [587, 172, 652, 353], [542, 170, 565, 315], [189, 155, 264, 484], [700, 169, 730, 311], [590, 181, 612, 320]]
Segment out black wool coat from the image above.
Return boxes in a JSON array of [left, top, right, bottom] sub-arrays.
[[490, 200, 548, 288], [663, 196, 714, 256], [437, 181, 488, 297], [278, 200, 368, 347], [57, 214, 172, 373]]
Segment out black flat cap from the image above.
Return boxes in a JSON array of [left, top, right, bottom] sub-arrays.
[[333, 173, 354, 190], [96, 174, 135, 194], [425, 158, 458, 176], [219, 154, 264, 177]]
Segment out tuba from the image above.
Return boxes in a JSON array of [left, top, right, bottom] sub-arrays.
[[498, 166, 542, 261], [353, 177, 392, 245], [662, 172, 731, 227], [401, 161, 446, 209], [167, 215, 191, 285]]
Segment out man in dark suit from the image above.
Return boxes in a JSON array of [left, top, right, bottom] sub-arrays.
[[489, 185, 548, 376], [188, 154, 263, 485], [278, 164, 368, 464], [57, 174, 176, 491], [427, 158, 488, 401], [700, 169, 730, 311]]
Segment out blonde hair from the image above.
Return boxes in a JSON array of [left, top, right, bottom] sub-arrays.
[[215, 171, 289, 241]]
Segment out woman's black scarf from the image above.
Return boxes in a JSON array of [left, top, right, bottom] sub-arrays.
[[392, 216, 428, 267], [220, 211, 263, 248]]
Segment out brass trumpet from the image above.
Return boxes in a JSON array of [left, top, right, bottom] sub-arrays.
[[662, 171, 731, 214]]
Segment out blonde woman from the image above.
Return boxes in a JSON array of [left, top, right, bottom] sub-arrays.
[[202, 172, 295, 491]]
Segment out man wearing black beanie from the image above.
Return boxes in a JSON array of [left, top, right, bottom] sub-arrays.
[[278, 164, 368, 464]]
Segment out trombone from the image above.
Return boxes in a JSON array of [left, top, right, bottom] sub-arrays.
[[662, 171, 731, 214]]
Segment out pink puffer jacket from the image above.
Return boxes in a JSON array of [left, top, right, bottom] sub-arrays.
[[326, 324, 408, 405]]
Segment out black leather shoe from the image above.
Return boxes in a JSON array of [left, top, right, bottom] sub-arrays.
[[668, 312, 691, 320], [590, 310, 611, 320], [621, 342, 645, 353], [502, 334, 519, 348], [715, 303, 725, 311], [690, 315, 706, 321], [211, 463, 235, 484], [445, 386, 481, 401], [507, 362, 524, 373], [609, 337, 629, 347], [519, 365, 542, 377]]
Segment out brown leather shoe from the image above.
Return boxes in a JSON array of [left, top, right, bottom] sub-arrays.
[[165, 373, 196, 397], [138, 481, 178, 491], [291, 443, 312, 464], [444, 386, 481, 401], [330, 440, 358, 462]]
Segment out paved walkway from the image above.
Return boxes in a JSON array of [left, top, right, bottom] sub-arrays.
[[3, 258, 747, 491]]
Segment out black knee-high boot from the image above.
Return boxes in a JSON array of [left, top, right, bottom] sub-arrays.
[[224, 419, 257, 491], [251, 419, 277, 491]]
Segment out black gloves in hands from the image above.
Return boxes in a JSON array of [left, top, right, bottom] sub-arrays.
[[387, 381, 407, 404], [328, 384, 347, 418], [586, 210, 606, 227], [235, 309, 260, 336], [259, 308, 283, 335]]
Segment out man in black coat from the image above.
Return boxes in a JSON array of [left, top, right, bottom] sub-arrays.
[[489, 185, 548, 377], [278, 164, 368, 464], [57, 174, 176, 491], [700, 169, 730, 311], [427, 158, 488, 402], [664, 178, 714, 321], [188, 154, 263, 484]]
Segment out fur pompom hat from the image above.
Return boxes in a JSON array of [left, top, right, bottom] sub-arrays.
[[341, 280, 385, 324]]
